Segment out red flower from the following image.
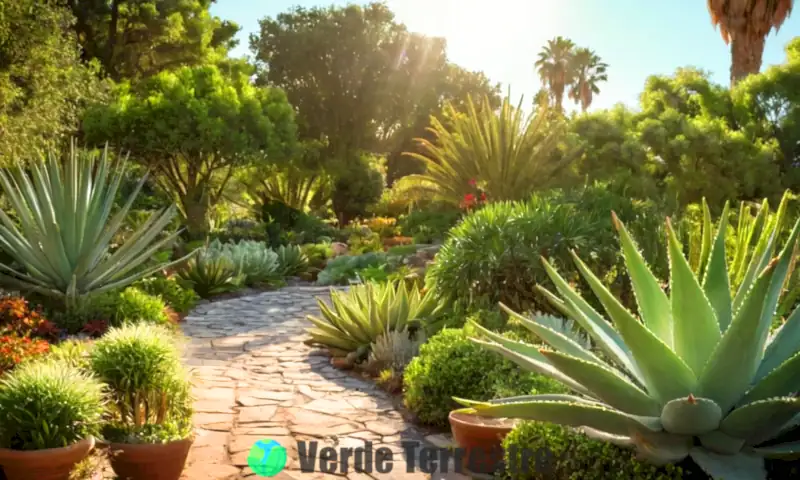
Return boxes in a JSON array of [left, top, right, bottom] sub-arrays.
[[480, 192, 487, 202], [468, 179, 477, 187]]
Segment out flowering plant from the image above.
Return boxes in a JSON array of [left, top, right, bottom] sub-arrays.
[[0, 335, 50, 373], [0, 296, 55, 338], [460, 179, 488, 210]]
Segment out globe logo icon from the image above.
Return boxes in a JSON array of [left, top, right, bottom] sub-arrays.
[[247, 439, 287, 477]]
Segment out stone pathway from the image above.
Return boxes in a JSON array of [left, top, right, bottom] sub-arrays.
[[180, 287, 458, 480]]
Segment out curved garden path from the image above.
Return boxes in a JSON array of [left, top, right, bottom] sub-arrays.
[[180, 287, 460, 480]]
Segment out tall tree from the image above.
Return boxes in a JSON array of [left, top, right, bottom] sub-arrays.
[[535, 36, 576, 111], [82, 65, 297, 238], [62, 0, 238, 81], [251, 2, 488, 220], [707, 0, 794, 85], [568, 48, 608, 112], [0, 0, 103, 160]]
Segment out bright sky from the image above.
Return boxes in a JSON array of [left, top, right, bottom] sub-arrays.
[[210, 0, 800, 112]]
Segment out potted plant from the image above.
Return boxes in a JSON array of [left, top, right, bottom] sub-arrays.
[[90, 324, 194, 480], [448, 408, 516, 475], [0, 360, 104, 480]]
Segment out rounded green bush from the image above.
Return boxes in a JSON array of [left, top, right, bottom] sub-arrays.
[[501, 421, 700, 480], [0, 360, 104, 450], [426, 186, 665, 314], [133, 276, 199, 315], [89, 286, 170, 327], [90, 324, 192, 443], [403, 327, 567, 427]]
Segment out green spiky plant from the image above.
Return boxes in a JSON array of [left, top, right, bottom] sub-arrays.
[[275, 244, 309, 277], [461, 202, 800, 480], [306, 281, 442, 355], [0, 144, 186, 311]]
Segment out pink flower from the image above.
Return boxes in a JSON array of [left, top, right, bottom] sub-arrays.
[[468, 179, 477, 187]]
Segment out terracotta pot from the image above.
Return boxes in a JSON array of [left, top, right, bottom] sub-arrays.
[[448, 411, 515, 475], [108, 437, 193, 480], [0, 437, 95, 480]]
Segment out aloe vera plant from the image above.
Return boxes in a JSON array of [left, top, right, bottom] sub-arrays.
[[462, 203, 800, 480], [0, 145, 183, 309], [306, 281, 442, 354]]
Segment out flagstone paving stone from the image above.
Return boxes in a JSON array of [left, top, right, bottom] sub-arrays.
[[173, 287, 466, 480]]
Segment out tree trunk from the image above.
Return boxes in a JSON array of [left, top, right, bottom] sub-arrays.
[[106, 0, 120, 80], [181, 187, 210, 240], [730, 33, 765, 86]]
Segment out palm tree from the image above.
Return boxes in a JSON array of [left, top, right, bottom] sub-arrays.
[[568, 48, 608, 112], [707, 0, 794, 85], [534, 37, 576, 111]]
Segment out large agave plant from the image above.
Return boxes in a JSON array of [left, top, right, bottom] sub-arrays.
[[462, 204, 800, 480], [0, 145, 183, 309], [306, 281, 442, 354]]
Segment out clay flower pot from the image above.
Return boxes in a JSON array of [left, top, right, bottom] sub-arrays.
[[448, 411, 515, 475], [108, 437, 193, 480], [0, 437, 95, 480]]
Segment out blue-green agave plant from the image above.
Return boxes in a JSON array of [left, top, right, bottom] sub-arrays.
[[0, 145, 186, 308], [462, 202, 800, 480]]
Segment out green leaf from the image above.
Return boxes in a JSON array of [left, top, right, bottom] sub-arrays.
[[500, 303, 603, 366], [540, 350, 660, 416], [466, 399, 662, 436], [721, 397, 800, 439], [741, 352, 800, 405], [567, 251, 697, 403], [758, 303, 800, 381], [703, 202, 732, 332], [541, 257, 639, 381], [699, 260, 777, 412], [612, 212, 672, 347], [667, 218, 721, 375], [690, 449, 766, 480]]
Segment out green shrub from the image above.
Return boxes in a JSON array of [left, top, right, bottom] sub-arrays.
[[133, 276, 199, 315], [262, 201, 337, 246], [331, 153, 385, 226], [317, 252, 388, 285], [48, 339, 92, 371], [501, 421, 699, 480], [426, 185, 665, 314], [211, 219, 269, 244], [399, 206, 462, 244], [301, 243, 333, 280], [90, 324, 192, 444], [88, 287, 170, 327], [0, 360, 104, 450], [403, 327, 566, 427]]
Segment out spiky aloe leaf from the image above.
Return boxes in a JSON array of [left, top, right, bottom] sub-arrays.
[[690, 448, 766, 480], [699, 430, 746, 455], [540, 258, 637, 378], [567, 251, 697, 403], [752, 441, 800, 458], [697, 199, 714, 280], [468, 323, 592, 396], [540, 350, 660, 416], [666, 218, 721, 375], [741, 352, 800, 405], [720, 398, 800, 439], [758, 303, 800, 381], [500, 304, 602, 365], [465, 399, 662, 437], [612, 213, 672, 346], [703, 202, 732, 332], [631, 428, 693, 465], [699, 260, 777, 411]]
